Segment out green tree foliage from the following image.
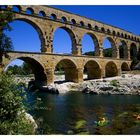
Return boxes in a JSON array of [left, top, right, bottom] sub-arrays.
[[0, 73, 35, 134], [84, 48, 112, 57], [0, 11, 14, 64], [6, 62, 33, 75], [103, 48, 112, 57]]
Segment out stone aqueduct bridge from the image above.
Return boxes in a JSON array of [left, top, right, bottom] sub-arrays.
[[1, 5, 140, 85]]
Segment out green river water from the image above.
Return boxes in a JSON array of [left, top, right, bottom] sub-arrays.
[[28, 91, 140, 135]]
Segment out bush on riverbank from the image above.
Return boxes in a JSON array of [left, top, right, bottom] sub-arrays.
[[0, 73, 35, 134]]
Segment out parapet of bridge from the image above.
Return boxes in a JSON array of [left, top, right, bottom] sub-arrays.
[[0, 5, 140, 85]]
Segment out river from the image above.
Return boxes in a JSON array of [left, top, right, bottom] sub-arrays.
[[27, 91, 140, 135]]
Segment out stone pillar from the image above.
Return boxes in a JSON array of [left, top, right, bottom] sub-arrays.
[[72, 43, 82, 55], [76, 68, 83, 83], [65, 67, 83, 83], [96, 40, 104, 58], [112, 45, 119, 59], [117, 68, 121, 76], [45, 68, 54, 85], [127, 48, 131, 60]]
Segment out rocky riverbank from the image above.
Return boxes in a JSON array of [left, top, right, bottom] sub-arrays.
[[49, 74, 140, 95], [13, 74, 140, 95]]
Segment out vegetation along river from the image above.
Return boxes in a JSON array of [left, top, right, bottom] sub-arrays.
[[27, 91, 140, 135]]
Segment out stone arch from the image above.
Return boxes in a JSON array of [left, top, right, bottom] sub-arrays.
[[5, 56, 47, 83], [55, 59, 78, 82], [71, 19, 76, 25], [130, 43, 137, 59], [113, 31, 116, 35], [38, 10, 46, 17], [101, 27, 105, 32], [95, 25, 99, 31], [121, 62, 130, 71], [119, 40, 128, 59], [52, 26, 76, 54], [84, 60, 102, 79], [88, 23, 92, 29], [12, 5, 22, 13], [12, 17, 45, 52], [81, 32, 100, 56], [26, 7, 34, 15], [105, 61, 118, 77], [107, 29, 111, 34], [80, 21, 84, 27], [61, 16, 67, 23], [103, 37, 116, 57], [50, 13, 57, 20]]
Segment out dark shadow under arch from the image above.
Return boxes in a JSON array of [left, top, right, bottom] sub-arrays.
[[105, 61, 118, 77], [119, 40, 128, 59], [130, 43, 137, 60], [121, 62, 130, 71], [84, 60, 101, 80]]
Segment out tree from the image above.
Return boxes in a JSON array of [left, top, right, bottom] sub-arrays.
[[0, 10, 14, 65], [0, 73, 35, 134], [0, 10, 35, 134]]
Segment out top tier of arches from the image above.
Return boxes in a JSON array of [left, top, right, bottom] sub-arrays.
[[1, 5, 140, 43]]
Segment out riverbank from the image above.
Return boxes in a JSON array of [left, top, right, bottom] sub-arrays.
[[13, 73, 140, 95], [52, 74, 140, 95]]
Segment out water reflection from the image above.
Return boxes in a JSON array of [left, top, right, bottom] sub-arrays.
[[28, 92, 140, 134]]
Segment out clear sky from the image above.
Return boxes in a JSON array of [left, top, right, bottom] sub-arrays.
[[4, 5, 140, 66]]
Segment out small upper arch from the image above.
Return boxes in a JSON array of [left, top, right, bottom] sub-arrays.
[[12, 5, 22, 13], [26, 7, 34, 15], [61, 16, 67, 23], [50, 13, 57, 20], [38, 10, 46, 17]]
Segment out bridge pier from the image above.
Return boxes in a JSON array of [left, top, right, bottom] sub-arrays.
[[45, 68, 54, 85], [65, 68, 83, 83]]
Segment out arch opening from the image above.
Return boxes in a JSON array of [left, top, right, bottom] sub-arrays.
[[82, 33, 99, 56], [84, 60, 101, 80], [61, 16, 67, 23], [53, 27, 76, 54], [5, 19, 44, 52], [12, 6, 21, 13], [26, 8, 34, 15], [121, 62, 130, 71], [5, 57, 47, 83], [119, 40, 128, 59], [50, 14, 57, 20], [105, 61, 118, 77], [38, 11, 46, 17], [103, 37, 116, 57], [130, 43, 137, 60], [54, 59, 78, 83]]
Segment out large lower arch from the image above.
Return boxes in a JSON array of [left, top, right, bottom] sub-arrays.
[[11, 17, 45, 52], [121, 62, 130, 71], [55, 59, 78, 82], [84, 60, 101, 79], [53, 26, 76, 54], [5, 57, 47, 83], [105, 61, 118, 77]]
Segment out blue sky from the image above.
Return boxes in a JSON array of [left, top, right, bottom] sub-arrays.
[[5, 5, 140, 66]]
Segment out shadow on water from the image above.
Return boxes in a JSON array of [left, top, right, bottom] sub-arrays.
[[27, 91, 140, 135]]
